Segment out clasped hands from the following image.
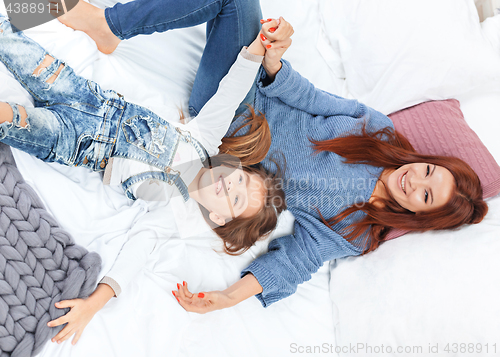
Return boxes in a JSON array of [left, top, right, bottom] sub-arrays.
[[259, 17, 294, 79]]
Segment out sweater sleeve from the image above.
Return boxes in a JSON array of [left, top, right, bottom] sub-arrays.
[[185, 47, 263, 156], [256, 59, 366, 118], [241, 211, 364, 307]]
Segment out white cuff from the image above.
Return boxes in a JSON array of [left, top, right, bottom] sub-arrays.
[[241, 47, 265, 63], [99, 276, 122, 297]]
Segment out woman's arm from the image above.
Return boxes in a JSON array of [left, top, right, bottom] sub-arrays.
[[176, 213, 363, 312], [256, 60, 366, 118], [175, 274, 262, 313]]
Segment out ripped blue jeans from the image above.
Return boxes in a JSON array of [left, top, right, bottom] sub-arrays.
[[0, 16, 208, 189], [0, 0, 260, 177]]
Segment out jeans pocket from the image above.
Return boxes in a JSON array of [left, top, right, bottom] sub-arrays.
[[86, 80, 106, 103], [121, 115, 171, 158], [71, 134, 95, 167]]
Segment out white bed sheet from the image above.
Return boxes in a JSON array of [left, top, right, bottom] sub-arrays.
[[0, 0, 341, 356], [1, 0, 499, 356]]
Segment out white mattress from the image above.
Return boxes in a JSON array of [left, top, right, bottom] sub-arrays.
[[1, 0, 499, 356]]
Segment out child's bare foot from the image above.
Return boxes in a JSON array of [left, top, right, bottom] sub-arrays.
[[57, 1, 121, 54]]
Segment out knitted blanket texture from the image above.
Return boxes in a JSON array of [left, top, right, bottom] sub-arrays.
[[0, 143, 101, 357]]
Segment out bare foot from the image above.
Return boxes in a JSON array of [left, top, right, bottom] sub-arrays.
[[57, 1, 121, 54]]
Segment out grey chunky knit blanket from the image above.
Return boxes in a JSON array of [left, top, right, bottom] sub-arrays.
[[0, 143, 101, 357]]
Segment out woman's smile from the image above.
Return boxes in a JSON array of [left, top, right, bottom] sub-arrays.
[[400, 171, 407, 194]]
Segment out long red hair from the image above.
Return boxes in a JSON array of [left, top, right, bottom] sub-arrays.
[[311, 126, 488, 254]]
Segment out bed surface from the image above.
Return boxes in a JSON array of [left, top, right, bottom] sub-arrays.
[[1, 0, 499, 356]]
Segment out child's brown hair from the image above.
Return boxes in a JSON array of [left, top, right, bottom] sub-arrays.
[[204, 106, 286, 255]]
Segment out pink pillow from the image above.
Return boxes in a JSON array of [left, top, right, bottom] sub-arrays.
[[385, 99, 500, 240]]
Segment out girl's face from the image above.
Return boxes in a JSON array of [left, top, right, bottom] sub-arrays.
[[196, 166, 265, 226], [385, 163, 455, 213]]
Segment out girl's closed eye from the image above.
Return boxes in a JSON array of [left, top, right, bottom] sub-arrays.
[[239, 175, 243, 184], [426, 165, 430, 177], [234, 196, 239, 206], [425, 191, 429, 203]]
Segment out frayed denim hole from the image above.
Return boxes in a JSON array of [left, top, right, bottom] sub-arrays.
[[0, 121, 13, 140], [32, 55, 55, 78], [12, 104, 30, 131], [31, 55, 65, 84]]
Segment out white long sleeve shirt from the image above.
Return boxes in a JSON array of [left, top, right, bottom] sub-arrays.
[[101, 48, 263, 296]]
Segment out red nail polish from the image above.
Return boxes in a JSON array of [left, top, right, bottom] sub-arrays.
[[267, 18, 272, 22], [172, 290, 176, 296], [177, 283, 181, 289], [260, 19, 265, 24], [266, 45, 272, 49], [269, 28, 276, 33], [260, 34, 267, 41], [176, 297, 180, 302], [183, 281, 186, 286], [198, 293, 205, 298]]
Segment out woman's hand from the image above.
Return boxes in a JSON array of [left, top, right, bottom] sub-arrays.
[[173, 282, 235, 314], [47, 283, 115, 345], [173, 274, 263, 314], [260, 17, 294, 79]]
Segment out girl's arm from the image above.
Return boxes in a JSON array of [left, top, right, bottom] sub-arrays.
[[47, 283, 115, 345], [47, 229, 157, 344], [184, 39, 264, 157], [46, 203, 168, 344]]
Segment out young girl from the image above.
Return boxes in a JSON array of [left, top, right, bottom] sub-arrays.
[[0, 1, 292, 345]]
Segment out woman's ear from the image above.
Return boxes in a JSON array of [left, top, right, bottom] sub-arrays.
[[208, 211, 226, 227]]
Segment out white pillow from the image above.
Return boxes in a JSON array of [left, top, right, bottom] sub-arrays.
[[319, 0, 500, 115], [329, 196, 500, 356], [482, 14, 500, 52]]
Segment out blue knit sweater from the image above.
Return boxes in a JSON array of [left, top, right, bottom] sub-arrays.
[[230, 60, 394, 307]]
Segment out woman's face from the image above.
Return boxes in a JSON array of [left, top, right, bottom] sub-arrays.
[[386, 163, 455, 213]]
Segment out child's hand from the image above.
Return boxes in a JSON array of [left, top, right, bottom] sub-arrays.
[[259, 17, 294, 79], [47, 284, 114, 345], [47, 298, 100, 345], [173, 281, 234, 314]]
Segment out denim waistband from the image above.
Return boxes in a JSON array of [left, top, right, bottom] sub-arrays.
[[93, 92, 127, 171]]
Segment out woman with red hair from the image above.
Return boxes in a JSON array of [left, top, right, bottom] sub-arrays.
[[174, 19, 488, 312]]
